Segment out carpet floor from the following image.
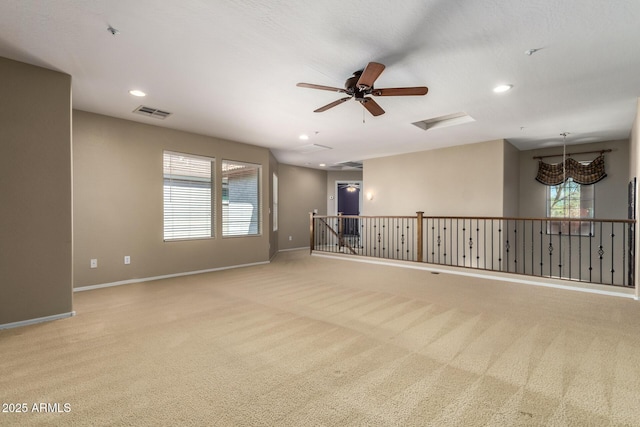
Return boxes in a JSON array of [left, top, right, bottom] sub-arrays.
[[1, 250, 640, 426]]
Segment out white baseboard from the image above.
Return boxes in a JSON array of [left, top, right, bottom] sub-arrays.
[[278, 247, 309, 253], [74, 261, 270, 293], [312, 252, 636, 300], [0, 311, 76, 330]]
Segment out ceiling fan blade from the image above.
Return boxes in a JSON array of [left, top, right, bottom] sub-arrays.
[[361, 98, 385, 116], [372, 87, 429, 96], [297, 83, 347, 93], [314, 97, 352, 113], [356, 62, 385, 89]]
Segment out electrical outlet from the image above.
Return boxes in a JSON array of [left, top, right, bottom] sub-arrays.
[[124, 256, 131, 265], [90, 259, 98, 269], [289, 236, 293, 241]]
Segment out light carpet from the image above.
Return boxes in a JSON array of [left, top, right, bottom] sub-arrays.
[[1, 250, 640, 426]]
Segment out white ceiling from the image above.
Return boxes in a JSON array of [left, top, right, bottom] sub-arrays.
[[2, 0, 640, 168]]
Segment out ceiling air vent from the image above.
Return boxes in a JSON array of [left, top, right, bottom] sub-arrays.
[[133, 105, 172, 120], [412, 112, 474, 131], [338, 161, 363, 170], [293, 144, 332, 153]]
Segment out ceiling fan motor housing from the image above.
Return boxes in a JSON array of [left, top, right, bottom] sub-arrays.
[[346, 72, 370, 99]]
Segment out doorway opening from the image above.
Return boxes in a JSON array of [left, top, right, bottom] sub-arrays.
[[336, 181, 362, 244]]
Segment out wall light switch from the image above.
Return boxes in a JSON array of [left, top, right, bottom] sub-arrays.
[[124, 256, 131, 265], [289, 236, 293, 241], [90, 259, 98, 269]]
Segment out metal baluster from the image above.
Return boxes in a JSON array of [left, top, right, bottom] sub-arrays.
[[457, 218, 460, 266], [443, 219, 447, 265], [568, 218, 572, 280], [498, 220, 502, 271], [520, 219, 524, 275], [412, 217, 416, 262], [540, 220, 544, 276], [484, 219, 487, 270], [579, 220, 582, 282], [468, 218, 473, 267], [505, 220, 510, 272], [373, 218, 378, 256], [558, 223, 563, 279], [513, 220, 518, 273], [431, 218, 435, 262], [611, 222, 615, 284], [405, 219, 413, 260], [491, 220, 495, 271], [382, 219, 387, 258], [589, 222, 595, 283], [599, 221, 604, 283], [437, 218, 441, 264], [548, 226, 554, 278], [451, 218, 454, 266], [476, 219, 480, 268], [462, 219, 467, 266], [531, 220, 534, 277], [623, 222, 626, 286], [393, 219, 397, 259]]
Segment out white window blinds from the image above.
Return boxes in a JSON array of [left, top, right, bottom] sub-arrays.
[[222, 160, 261, 237], [163, 151, 214, 240]]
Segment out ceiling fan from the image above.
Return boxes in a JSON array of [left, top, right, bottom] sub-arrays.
[[297, 62, 428, 117]]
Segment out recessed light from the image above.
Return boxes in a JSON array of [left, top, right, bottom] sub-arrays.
[[129, 89, 146, 97], [493, 84, 513, 93], [319, 163, 326, 167], [299, 134, 309, 140]]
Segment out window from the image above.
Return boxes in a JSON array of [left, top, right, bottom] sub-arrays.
[[163, 151, 214, 240], [546, 178, 594, 235], [273, 173, 278, 232], [222, 160, 261, 237]]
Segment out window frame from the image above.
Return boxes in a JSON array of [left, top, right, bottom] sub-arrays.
[[221, 159, 262, 238], [163, 150, 215, 242], [546, 177, 595, 236]]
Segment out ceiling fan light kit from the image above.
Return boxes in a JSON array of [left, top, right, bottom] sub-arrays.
[[297, 62, 428, 117]]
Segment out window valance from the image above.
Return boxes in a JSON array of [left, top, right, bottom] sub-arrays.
[[535, 155, 606, 186]]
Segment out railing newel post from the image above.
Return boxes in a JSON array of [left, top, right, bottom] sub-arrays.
[[309, 212, 315, 254], [416, 211, 424, 263], [337, 212, 344, 252]]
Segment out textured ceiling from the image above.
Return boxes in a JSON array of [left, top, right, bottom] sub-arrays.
[[1, 0, 640, 168]]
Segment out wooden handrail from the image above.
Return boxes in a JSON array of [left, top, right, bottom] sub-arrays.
[[311, 214, 634, 224]]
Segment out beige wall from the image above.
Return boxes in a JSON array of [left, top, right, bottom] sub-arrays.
[[73, 111, 271, 287], [518, 139, 629, 219], [278, 164, 327, 250], [362, 139, 507, 216], [0, 58, 73, 324], [503, 140, 520, 217], [269, 151, 279, 259], [326, 170, 363, 215]]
